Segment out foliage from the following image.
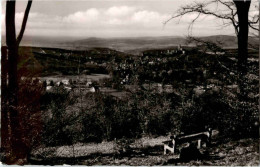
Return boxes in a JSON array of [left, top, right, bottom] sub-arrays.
[[180, 89, 258, 138], [41, 87, 79, 146], [39, 39, 258, 147]]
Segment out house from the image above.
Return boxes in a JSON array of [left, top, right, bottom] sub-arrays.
[[40, 49, 46, 54], [248, 58, 258, 62], [46, 80, 50, 85], [61, 79, 69, 85], [86, 81, 92, 87], [148, 61, 155, 65], [89, 86, 99, 93], [178, 44, 182, 51], [206, 51, 225, 55], [46, 86, 53, 91], [64, 86, 72, 90], [164, 84, 173, 93], [193, 86, 206, 97], [90, 87, 95, 92]]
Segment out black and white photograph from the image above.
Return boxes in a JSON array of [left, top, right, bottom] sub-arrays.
[[0, 0, 259, 165]]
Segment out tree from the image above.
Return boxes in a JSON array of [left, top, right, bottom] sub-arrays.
[[233, 0, 251, 74], [165, 0, 258, 74], [165, 0, 258, 99], [2, 0, 33, 164]]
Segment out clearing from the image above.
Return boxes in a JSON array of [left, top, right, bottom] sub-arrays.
[[29, 137, 259, 166]]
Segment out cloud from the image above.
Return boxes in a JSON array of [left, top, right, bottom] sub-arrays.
[[132, 10, 170, 25], [1, 5, 238, 38], [63, 8, 100, 23], [105, 6, 136, 17], [60, 6, 170, 28]]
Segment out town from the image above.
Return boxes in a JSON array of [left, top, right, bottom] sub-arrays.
[[24, 44, 258, 101]]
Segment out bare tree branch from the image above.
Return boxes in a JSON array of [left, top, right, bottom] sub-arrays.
[[188, 12, 201, 35], [17, 0, 32, 45], [165, 0, 234, 25], [249, 22, 259, 31], [186, 36, 234, 72], [165, 0, 257, 35], [248, 14, 259, 31]]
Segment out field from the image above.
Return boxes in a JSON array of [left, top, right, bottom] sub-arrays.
[[39, 74, 110, 82]]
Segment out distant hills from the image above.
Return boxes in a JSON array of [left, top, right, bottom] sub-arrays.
[[69, 36, 186, 55], [2, 35, 258, 55], [70, 35, 258, 54]]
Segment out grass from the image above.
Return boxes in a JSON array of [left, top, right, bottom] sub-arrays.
[[29, 137, 259, 166]]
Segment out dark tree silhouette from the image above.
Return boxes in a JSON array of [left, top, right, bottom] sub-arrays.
[[233, 0, 251, 99], [165, 0, 258, 74], [233, 0, 251, 74], [2, 0, 33, 164]]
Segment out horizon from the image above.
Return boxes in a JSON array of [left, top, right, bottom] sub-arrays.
[[0, 34, 243, 41], [0, 34, 243, 47], [2, 34, 258, 47], [2, 34, 257, 52]]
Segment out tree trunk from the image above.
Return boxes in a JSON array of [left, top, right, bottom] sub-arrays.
[[234, 0, 251, 74], [3, 0, 33, 164], [234, 0, 251, 99], [5, 0, 24, 163], [1, 46, 10, 154]]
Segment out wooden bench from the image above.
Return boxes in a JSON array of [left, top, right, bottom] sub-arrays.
[[163, 128, 212, 155]]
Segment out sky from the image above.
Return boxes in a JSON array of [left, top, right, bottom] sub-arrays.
[[1, 0, 259, 39]]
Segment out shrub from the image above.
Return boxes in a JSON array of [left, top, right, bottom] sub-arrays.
[[180, 90, 258, 138], [17, 78, 45, 153], [81, 109, 105, 143], [41, 87, 78, 146], [111, 104, 143, 139]]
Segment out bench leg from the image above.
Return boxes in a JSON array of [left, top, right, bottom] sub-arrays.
[[164, 145, 175, 155], [197, 139, 201, 149], [164, 145, 167, 155]]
